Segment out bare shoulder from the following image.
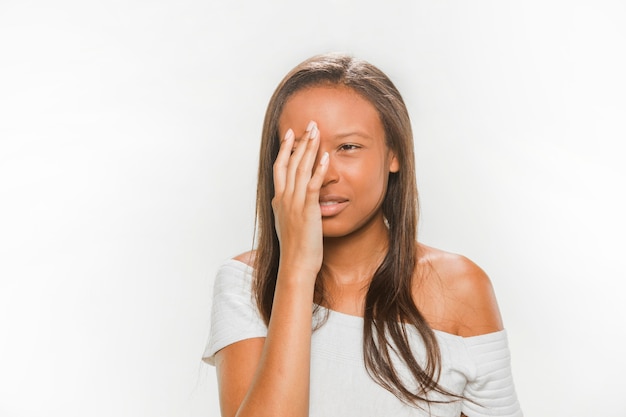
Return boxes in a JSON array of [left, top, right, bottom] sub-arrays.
[[416, 243, 503, 337], [418, 244, 491, 294], [233, 250, 257, 267]]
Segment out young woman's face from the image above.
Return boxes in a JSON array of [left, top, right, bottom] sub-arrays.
[[278, 85, 399, 238]]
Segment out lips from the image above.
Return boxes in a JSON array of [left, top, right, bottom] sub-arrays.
[[319, 194, 349, 217]]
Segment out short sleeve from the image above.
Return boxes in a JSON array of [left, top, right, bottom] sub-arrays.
[[461, 330, 523, 417], [202, 259, 268, 365]]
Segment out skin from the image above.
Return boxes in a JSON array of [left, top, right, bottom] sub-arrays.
[[214, 85, 503, 417]]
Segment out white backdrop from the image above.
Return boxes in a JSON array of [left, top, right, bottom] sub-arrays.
[[1, 1, 624, 416]]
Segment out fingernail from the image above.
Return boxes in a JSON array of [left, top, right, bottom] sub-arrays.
[[305, 120, 316, 132], [284, 129, 294, 142], [309, 124, 318, 140], [320, 152, 329, 165]]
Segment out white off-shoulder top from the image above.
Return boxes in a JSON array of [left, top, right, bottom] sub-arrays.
[[203, 259, 523, 417]]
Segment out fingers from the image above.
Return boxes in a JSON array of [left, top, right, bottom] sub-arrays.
[[274, 121, 316, 192], [273, 120, 327, 209], [290, 122, 320, 201], [273, 128, 295, 196], [307, 151, 329, 194]]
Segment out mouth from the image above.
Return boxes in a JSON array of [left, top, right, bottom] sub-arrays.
[[319, 196, 349, 216]]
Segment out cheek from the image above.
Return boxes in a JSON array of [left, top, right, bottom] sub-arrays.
[[366, 155, 390, 180], [346, 159, 388, 193]]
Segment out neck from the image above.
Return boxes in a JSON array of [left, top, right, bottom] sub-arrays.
[[321, 214, 389, 287]]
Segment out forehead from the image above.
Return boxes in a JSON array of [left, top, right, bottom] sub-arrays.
[[278, 85, 383, 136]]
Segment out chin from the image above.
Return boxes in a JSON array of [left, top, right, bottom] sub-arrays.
[[321, 222, 351, 239], [321, 229, 348, 239], [321, 219, 368, 239]]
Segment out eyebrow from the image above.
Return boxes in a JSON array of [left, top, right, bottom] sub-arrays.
[[292, 130, 377, 144], [332, 131, 375, 141]]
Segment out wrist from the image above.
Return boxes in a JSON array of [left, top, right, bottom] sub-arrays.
[[276, 265, 319, 289]]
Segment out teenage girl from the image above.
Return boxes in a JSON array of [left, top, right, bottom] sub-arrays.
[[204, 53, 522, 417]]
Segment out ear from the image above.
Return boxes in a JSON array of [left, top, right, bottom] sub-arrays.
[[388, 151, 400, 173]]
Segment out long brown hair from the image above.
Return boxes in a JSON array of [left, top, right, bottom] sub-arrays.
[[253, 53, 459, 408]]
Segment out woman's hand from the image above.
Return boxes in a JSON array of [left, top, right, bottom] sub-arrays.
[[214, 121, 330, 417], [272, 121, 329, 280]]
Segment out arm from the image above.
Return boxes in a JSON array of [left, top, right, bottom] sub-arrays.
[[215, 273, 316, 417], [454, 256, 503, 337], [427, 251, 521, 416], [215, 122, 328, 417]]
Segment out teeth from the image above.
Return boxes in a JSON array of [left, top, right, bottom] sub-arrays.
[[320, 201, 339, 206]]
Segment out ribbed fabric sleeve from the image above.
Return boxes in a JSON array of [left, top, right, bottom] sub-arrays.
[[202, 259, 267, 365], [461, 330, 523, 417]]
